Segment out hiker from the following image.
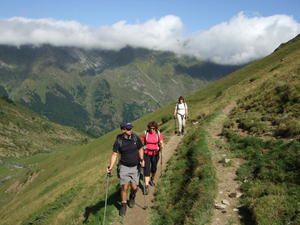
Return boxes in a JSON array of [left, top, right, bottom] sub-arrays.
[[173, 96, 188, 135], [141, 121, 164, 195], [107, 122, 145, 216]]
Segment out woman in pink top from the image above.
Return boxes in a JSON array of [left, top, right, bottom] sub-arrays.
[[141, 121, 164, 194]]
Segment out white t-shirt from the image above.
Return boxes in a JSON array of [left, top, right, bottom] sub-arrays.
[[176, 103, 187, 115]]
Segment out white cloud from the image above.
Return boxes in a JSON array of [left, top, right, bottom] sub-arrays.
[[0, 15, 183, 51], [0, 13, 299, 65], [182, 12, 300, 64]]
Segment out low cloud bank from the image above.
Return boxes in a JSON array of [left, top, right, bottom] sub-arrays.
[[0, 12, 299, 64]]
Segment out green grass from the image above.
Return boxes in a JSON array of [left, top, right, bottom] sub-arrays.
[[216, 39, 300, 224], [151, 123, 216, 225], [223, 129, 300, 225], [0, 97, 89, 158], [21, 185, 83, 225]]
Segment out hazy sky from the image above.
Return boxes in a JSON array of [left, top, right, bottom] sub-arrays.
[[0, 0, 299, 64]]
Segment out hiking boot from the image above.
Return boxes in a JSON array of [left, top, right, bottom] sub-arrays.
[[128, 191, 136, 208], [119, 203, 127, 216], [144, 185, 149, 195], [149, 178, 155, 186]]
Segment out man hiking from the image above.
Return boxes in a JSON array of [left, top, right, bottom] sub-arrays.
[[173, 96, 188, 135], [141, 121, 164, 195], [107, 122, 145, 216]]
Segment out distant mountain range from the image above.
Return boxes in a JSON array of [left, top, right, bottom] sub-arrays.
[[0, 45, 240, 136]]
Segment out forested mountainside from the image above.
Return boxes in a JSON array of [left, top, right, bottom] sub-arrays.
[[0, 45, 240, 136]]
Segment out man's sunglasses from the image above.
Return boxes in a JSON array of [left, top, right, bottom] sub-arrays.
[[125, 127, 132, 131]]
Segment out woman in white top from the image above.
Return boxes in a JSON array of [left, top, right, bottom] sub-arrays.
[[173, 96, 188, 135]]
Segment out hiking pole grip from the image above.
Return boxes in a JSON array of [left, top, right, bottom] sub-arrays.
[[106, 166, 113, 177]]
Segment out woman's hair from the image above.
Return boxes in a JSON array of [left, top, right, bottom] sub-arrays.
[[178, 96, 185, 103], [147, 121, 159, 130]]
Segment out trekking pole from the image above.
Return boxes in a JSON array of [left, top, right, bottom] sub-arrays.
[[141, 167, 148, 210], [160, 150, 163, 177], [174, 116, 177, 134], [102, 171, 111, 225]]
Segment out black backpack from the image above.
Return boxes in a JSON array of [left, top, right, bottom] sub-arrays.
[[116, 133, 139, 149]]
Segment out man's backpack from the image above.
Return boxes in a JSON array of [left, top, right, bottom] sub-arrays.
[[116, 133, 139, 149]]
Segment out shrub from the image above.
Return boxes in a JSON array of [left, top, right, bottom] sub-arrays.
[[274, 119, 300, 138], [161, 115, 173, 124], [159, 125, 167, 132], [223, 119, 233, 128], [215, 90, 223, 98], [42, 122, 52, 131], [252, 195, 297, 225]]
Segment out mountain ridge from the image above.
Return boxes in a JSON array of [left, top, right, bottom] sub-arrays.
[[0, 44, 240, 136]]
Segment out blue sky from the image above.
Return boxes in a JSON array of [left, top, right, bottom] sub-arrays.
[[1, 0, 299, 32], [0, 0, 299, 64]]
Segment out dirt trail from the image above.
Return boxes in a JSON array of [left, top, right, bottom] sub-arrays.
[[113, 134, 183, 225], [207, 103, 244, 225]]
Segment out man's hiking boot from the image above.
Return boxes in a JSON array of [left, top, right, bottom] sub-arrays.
[[144, 185, 149, 195], [149, 178, 155, 186], [128, 191, 136, 208], [119, 203, 127, 216]]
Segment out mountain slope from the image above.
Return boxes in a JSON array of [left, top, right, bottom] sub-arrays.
[[0, 45, 240, 136], [0, 35, 298, 225], [152, 34, 300, 225], [0, 97, 89, 158]]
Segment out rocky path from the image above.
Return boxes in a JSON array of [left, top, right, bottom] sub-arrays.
[[207, 103, 244, 225], [113, 134, 182, 225]]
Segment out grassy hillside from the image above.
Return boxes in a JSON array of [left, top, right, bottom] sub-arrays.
[[0, 97, 89, 158], [0, 92, 179, 225], [0, 34, 299, 225]]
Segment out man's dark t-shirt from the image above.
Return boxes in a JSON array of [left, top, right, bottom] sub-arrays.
[[113, 133, 143, 167]]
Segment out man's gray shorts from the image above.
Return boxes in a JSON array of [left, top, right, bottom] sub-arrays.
[[119, 164, 139, 185]]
